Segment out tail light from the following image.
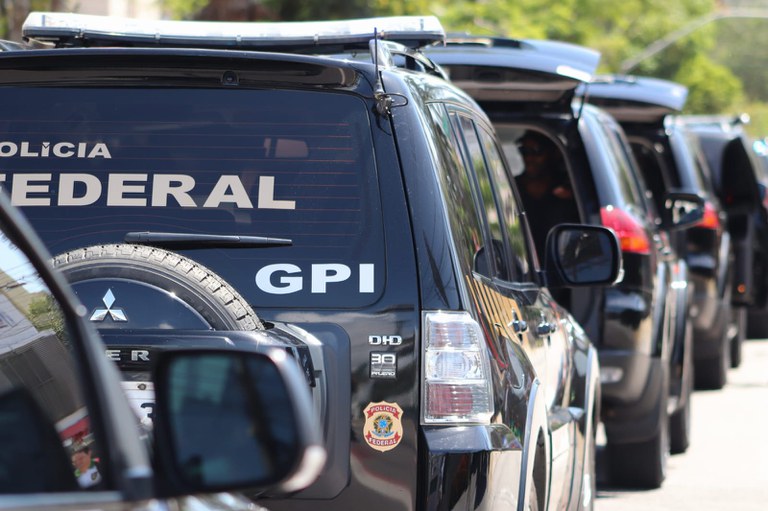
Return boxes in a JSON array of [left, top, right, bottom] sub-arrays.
[[695, 201, 721, 230], [422, 311, 493, 424], [600, 206, 651, 255]]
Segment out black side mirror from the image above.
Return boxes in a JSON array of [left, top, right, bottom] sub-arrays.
[[544, 224, 623, 287], [152, 348, 325, 496], [662, 189, 705, 230]]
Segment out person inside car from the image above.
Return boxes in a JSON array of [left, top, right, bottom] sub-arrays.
[[515, 130, 579, 254]]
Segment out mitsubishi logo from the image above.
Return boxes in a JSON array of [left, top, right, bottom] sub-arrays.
[[90, 289, 127, 322]]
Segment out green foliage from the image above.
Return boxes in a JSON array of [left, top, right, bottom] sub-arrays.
[[163, 0, 209, 19], [711, 18, 768, 102], [10, 0, 768, 130], [28, 294, 67, 343], [675, 54, 744, 113]]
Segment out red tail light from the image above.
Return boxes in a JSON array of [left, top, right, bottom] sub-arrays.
[[600, 206, 651, 255], [696, 201, 721, 230]]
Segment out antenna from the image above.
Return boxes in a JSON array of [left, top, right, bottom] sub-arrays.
[[372, 28, 393, 117]]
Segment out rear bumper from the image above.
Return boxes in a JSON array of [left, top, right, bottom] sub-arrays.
[[421, 425, 524, 510]]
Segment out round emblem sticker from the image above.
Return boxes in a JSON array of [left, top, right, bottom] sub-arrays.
[[363, 401, 404, 452]]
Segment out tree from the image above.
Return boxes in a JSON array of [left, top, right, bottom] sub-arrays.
[[2, 0, 66, 41]]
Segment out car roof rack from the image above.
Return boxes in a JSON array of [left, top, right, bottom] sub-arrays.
[[22, 12, 445, 52]]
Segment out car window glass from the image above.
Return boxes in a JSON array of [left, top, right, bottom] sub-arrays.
[[681, 131, 718, 196], [0, 229, 105, 493], [630, 140, 668, 219], [425, 105, 488, 279], [476, 126, 534, 281], [590, 114, 646, 212], [0, 87, 384, 309], [454, 115, 508, 279]]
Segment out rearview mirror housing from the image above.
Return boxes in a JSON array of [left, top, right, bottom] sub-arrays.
[[544, 224, 623, 287], [151, 347, 325, 497], [662, 189, 705, 230]]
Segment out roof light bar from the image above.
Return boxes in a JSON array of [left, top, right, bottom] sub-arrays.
[[22, 12, 445, 50]]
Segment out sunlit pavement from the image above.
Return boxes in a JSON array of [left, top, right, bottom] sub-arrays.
[[595, 338, 768, 510]]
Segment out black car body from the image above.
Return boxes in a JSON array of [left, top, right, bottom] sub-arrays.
[[427, 37, 702, 488], [0, 188, 325, 508], [679, 115, 768, 340], [0, 13, 622, 511], [586, 76, 738, 388]]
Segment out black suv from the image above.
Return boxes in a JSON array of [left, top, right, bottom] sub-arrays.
[[586, 76, 739, 388], [0, 13, 621, 511], [0, 188, 324, 507], [427, 36, 702, 488], [680, 115, 768, 340]]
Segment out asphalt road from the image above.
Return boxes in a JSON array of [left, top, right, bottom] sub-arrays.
[[595, 338, 768, 511]]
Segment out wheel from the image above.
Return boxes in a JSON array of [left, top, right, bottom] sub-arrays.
[[694, 309, 730, 391], [694, 350, 729, 390], [606, 386, 669, 489], [52, 243, 264, 331], [730, 307, 746, 368], [670, 319, 693, 454], [669, 348, 692, 453]]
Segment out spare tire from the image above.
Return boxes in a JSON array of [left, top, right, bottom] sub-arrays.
[[52, 243, 264, 331]]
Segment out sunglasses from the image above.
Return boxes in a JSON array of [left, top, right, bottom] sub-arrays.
[[518, 145, 545, 157]]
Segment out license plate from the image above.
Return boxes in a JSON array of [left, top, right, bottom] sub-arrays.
[[121, 381, 155, 428]]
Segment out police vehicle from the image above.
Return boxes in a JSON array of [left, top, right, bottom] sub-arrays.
[[0, 13, 622, 511]]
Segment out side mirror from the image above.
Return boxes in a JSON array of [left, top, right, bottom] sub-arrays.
[[662, 189, 705, 230], [152, 348, 325, 496], [544, 224, 623, 287]]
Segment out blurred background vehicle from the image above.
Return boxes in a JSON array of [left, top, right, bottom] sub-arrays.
[[427, 36, 703, 489], [587, 76, 740, 389], [679, 115, 768, 343]]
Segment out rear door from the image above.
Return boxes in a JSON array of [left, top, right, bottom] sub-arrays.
[[449, 107, 579, 509], [426, 36, 600, 116], [587, 75, 688, 125]]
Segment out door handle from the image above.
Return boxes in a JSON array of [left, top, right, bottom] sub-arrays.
[[536, 322, 555, 336], [510, 319, 528, 334]]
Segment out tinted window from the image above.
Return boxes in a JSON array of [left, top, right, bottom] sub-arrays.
[[630, 140, 669, 218], [476, 126, 533, 281], [584, 110, 645, 212], [455, 115, 506, 279], [0, 88, 383, 309], [0, 227, 104, 493], [676, 130, 717, 196], [426, 105, 487, 279]]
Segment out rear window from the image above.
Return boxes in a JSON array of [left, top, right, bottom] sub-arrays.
[[0, 87, 385, 309]]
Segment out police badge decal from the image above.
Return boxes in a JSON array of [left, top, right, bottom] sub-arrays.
[[363, 401, 403, 452]]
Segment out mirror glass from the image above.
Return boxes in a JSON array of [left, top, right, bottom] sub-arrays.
[[556, 228, 616, 283], [666, 196, 704, 227], [163, 352, 300, 488], [0, 229, 103, 492]]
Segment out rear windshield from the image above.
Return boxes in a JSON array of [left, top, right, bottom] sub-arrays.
[[0, 87, 385, 309]]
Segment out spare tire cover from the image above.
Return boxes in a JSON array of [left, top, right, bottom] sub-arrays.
[[52, 244, 264, 331]]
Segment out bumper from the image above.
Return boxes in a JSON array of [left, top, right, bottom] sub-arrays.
[[421, 425, 524, 510]]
